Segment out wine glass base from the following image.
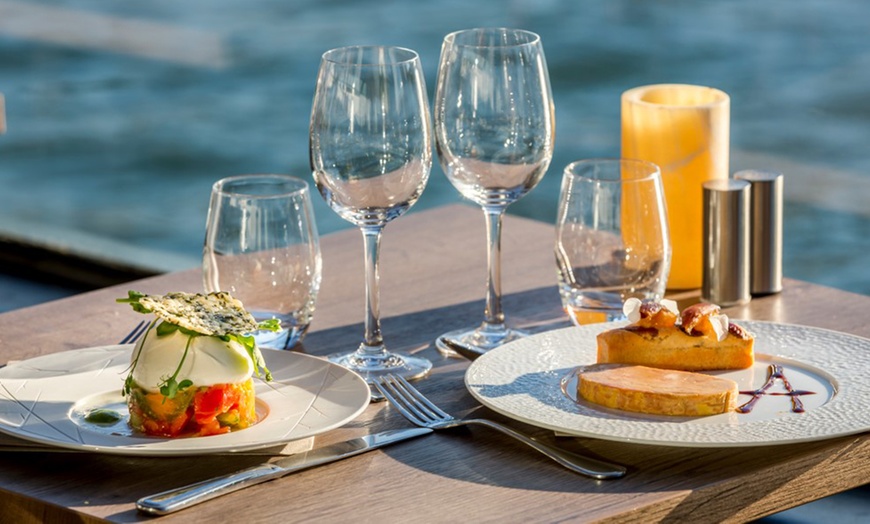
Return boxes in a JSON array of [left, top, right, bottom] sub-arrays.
[[328, 350, 432, 384], [252, 323, 309, 350], [436, 325, 530, 358]]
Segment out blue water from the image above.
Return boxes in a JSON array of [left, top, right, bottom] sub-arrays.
[[1, 0, 869, 293]]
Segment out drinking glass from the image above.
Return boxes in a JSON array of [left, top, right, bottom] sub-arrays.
[[309, 46, 432, 382], [434, 28, 555, 355], [555, 159, 671, 325], [204, 174, 322, 349]]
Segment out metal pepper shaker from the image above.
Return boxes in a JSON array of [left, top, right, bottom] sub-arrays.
[[702, 179, 751, 306], [734, 169, 784, 295]]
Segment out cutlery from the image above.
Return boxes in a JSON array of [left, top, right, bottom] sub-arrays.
[[438, 336, 485, 361], [375, 374, 626, 480], [119, 320, 149, 345], [136, 427, 432, 515]]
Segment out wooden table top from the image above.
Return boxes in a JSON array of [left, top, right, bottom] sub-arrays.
[[0, 204, 867, 523]]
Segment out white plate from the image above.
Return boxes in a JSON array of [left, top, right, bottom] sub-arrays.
[[0, 346, 370, 455], [465, 321, 870, 447]]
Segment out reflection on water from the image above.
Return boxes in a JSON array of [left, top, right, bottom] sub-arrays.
[[0, 0, 869, 294]]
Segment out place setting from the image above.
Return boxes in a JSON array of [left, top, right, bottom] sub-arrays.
[[465, 316, 870, 448], [0, 23, 869, 522], [0, 296, 372, 456]]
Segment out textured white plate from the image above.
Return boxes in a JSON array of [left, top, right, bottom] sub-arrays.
[[465, 321, 870, 447], [0, 346, 370, 455]]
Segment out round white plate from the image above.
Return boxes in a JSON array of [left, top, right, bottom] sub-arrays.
[[0, 345, 370, 455], [465, 321, 870, 447]]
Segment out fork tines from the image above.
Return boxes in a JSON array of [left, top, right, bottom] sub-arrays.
[[376, 374, 447, 426], [119, 320, 149, 345]]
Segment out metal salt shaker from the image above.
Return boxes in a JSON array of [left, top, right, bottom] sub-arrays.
[[734, 170, 784, 295], [702, 179, 751, 306]]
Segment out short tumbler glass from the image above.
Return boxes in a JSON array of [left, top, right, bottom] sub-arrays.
[[555, 159, 671, 324], [204, 174, 322, 349]]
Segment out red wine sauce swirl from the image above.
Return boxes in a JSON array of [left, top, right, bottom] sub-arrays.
[[737, 364, 816, 414]]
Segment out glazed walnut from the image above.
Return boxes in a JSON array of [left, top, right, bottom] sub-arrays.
[[636, 301, 679, 328], [680, 302, 729, 339]]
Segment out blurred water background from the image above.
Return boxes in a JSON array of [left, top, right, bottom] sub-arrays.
[[1, 0, 869, 295]]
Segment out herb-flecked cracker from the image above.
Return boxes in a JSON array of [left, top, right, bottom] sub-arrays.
[[122, 291, 258, 336]]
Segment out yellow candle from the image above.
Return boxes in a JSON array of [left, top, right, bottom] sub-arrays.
[[622, 84, 729, 289]]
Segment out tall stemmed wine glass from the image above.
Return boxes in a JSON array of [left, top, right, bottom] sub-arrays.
[[310, 46, 433, 382], [434, 28, 555, 355]]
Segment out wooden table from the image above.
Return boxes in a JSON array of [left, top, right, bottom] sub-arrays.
[[0, 204, 867, 523]]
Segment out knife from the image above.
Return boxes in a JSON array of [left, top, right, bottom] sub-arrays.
[[136, 427, 432, 515], [438, 337, 485, 361]]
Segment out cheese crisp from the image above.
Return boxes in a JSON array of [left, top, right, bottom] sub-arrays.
[[135, 291, 259, 336]]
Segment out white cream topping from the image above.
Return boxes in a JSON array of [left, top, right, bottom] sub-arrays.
[[131, 327, 254, 391], [623, 298, 679, 323], [660, 299, 679, 315], [709, 314, 730, 341], [623, 298, 643, 322]]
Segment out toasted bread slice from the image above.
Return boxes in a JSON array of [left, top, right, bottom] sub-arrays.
[[578, 364, 739, 416], [596, 324, 754, 371]]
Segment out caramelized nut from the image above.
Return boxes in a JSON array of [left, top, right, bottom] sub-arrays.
[[681, 303, 722, 336], [728, 322, 752, 340], [637, 301, 678, 328]]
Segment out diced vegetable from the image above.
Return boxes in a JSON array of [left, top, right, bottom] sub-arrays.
[[127, 379, 257, 437]]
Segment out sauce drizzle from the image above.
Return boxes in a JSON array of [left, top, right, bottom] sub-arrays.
[[737, 364, 816, 414]]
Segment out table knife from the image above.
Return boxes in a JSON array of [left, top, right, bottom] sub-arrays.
[[136, 427, 432, 515], [438, 337, 485, 361]]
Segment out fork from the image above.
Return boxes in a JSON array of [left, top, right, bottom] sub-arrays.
[[119, 320, 149, 345], [375, 374, 626, 479]]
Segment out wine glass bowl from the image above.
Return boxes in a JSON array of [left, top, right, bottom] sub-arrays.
[[311, 46, 430, 229], [434, 28, 555, 354], [310, 45, 433, 382]]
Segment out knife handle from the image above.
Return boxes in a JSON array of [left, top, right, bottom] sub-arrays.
[[137, 463, 285, 515], [136, 428, 432, 515]]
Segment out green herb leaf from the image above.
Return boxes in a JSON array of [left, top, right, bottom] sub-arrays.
[[159, 378, 179, 398], [228, 333, 273, 382], [123, 373, 135, 397], [155, 334, 195, 399], [158, 376, 193, 399], [156, 321, 179, 336], [116, 290, 152, 314], [258, 318, 281, 332]]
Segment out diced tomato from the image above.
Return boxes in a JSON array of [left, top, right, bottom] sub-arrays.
[[127, 379, 256, 438], [141, 409, 190, 437], [128, 398, 191, 437], [193, 384, 241, 435], [194, 385, 230, 419]]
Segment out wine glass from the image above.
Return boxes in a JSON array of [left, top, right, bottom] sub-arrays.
[[433, 28, 555, 355], [309, 45, 433, 382]]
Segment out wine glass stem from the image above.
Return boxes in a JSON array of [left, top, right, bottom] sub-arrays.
[[483, 207, 506, 327], [361, 226, 384, 350]]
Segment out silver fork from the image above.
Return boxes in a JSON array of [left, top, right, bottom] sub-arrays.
[[119, 320, 149, 345], [375, 374, 626, 480]]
